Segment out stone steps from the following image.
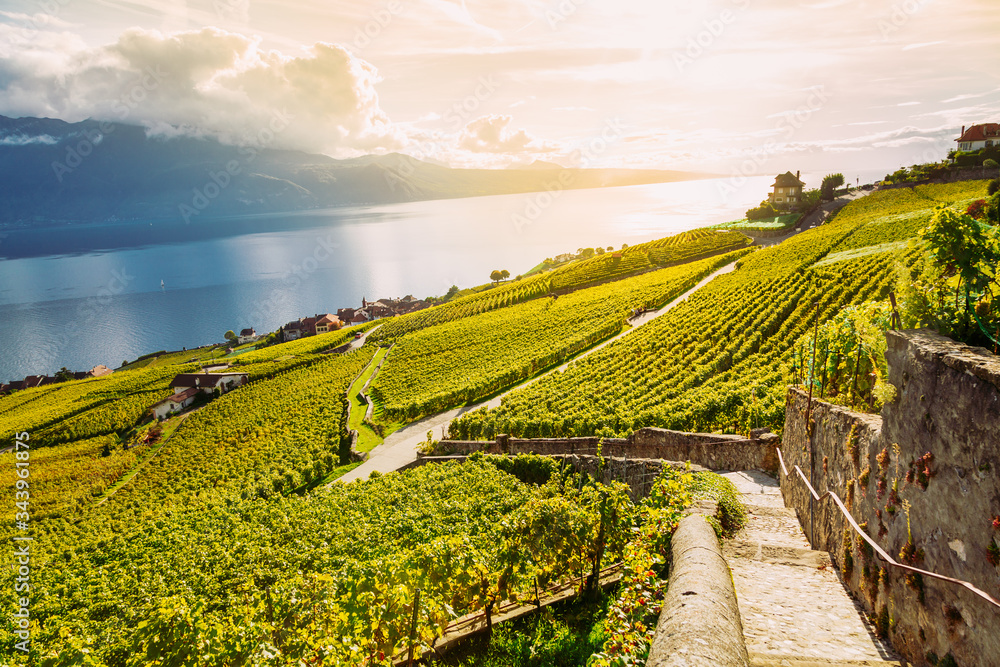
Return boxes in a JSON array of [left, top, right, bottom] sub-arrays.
[[719, 471, 901, 667], [750, 655, 903, 667]]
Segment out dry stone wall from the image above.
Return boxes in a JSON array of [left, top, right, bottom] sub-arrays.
[[782, 329, 1000, 667], [428, 427, 779, 473]]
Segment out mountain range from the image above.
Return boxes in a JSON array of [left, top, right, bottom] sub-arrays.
[[0, 115, 714, 226]]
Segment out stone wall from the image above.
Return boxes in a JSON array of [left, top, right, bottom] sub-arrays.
[[781, 330, 1000, 667], [427, 427, 778, 473]]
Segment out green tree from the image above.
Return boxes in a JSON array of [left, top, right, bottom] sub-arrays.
[[901, 206, 1000, 344], [500, 269, 510, 281], [224, 330, 236, 342], [490, 270, 503, 285], [821, 173, 845, 200]]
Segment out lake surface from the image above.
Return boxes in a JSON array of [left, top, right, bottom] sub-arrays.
[[0, 174, 787, 381]]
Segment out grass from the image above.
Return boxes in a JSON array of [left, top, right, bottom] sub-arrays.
[[715, 213, 800, 231], [427, 594, 609, 667], [347, 346, 390, 453], [813, 240, 908, 268]]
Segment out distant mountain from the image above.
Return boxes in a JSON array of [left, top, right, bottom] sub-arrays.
[[0, 116, 717, 226]]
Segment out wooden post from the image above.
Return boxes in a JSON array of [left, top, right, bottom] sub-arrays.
[[850, 338, 863, 408], [407, 588, 421, 667], [805, 302, 820, 426], [534, 577, 541, 609], [806, 302, 820, 549]]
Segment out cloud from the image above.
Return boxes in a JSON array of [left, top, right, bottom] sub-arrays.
[[0, 133, 59, 145], [0, 27, 405, 156], [457, 114, 554, 153]]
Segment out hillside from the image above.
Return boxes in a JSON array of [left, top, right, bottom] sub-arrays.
[[0, 115, 714, 226], [0, 180, 990, 664]]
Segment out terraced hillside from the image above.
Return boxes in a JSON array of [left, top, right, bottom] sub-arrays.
[[448, 180, 989, 439]]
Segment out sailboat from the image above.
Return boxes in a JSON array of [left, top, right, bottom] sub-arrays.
[[160, 280, 165, 289]]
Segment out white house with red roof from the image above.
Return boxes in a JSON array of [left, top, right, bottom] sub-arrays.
[[956, 123, 1000, 152]]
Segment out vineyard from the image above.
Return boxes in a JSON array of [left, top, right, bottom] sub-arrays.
[[370, 250, 749, 423], [448, 181, 984, 439], [12, 456, 738, 667], [372, 229, 750, 342]]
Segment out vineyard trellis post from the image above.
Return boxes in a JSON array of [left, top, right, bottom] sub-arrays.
[[806, 301, 820, 547], [850, 335, 863, 409], [406, 588, 421, 667]]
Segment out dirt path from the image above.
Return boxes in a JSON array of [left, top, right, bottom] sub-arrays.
[[338, 259, 740, 483]]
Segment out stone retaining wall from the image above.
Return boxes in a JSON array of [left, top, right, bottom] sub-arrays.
[[428, 427, 779, 473], [781, 329, 1000, 667]]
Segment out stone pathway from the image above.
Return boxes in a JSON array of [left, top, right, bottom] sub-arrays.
[[720, 471, 902, 667]]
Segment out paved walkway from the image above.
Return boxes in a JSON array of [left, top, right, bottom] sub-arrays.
[[338, 260, 739, 483], [720, 471, 901, 667]]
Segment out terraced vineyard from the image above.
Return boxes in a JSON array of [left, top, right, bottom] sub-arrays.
[[449, 181, 984, 439], [373, 229, 750, 342], [370, 250, 749, 422]]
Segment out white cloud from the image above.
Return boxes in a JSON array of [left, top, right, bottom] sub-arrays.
[[0, 133, 59, 145], [0, 27, 405, 156], [457, 114, 555, 154]]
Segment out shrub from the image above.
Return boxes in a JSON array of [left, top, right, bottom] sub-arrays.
[[967, 198, 987, 220], [746, 200, 779, 221]]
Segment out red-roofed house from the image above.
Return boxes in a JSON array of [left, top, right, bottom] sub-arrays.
[[314, 314, 341, 334], [151, 387, 200, 421], [168, 372, 248, 395], [956, 124, 1000, 152]]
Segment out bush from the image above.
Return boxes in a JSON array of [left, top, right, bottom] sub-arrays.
[[746, 200, 779, 221], [967, 198, 987, 220], [472, 452, 561, 485], [988, 179, 999, 197]]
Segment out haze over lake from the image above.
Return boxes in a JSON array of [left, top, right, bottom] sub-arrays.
[[1, 174, 814, 381]]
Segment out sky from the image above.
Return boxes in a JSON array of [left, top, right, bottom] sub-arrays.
[[0, 0, 998, 181]]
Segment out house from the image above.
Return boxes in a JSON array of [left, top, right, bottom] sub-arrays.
[[314, 314, 341, 334], [237, 328, 257, 344], [955, 123, 1000, 152], [554, 253, 575, 263], [168, 372, 248, 396], [89, 365, 112, 378], [337, 307, 356, 322], [151, 387, 199, 421], [768, 171, 805, 209], [351, 310, 371, 324], [282, 321, 304, 342]]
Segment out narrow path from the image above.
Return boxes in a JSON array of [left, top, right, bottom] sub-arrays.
[[720, 471, 901, 667], [93, 409, 201, 507], [338, 260, 739, 483]]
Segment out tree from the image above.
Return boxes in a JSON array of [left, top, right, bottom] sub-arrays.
[[500, 269, 510, 281], [985, 159, 1000, 182], [445, 285, 459, 299], [821, 173, 845, 201], [224, 330, 236, 342], [490, 270, 503, 285], [901, 206, 1000, 345], [595, 247, 605, 255]]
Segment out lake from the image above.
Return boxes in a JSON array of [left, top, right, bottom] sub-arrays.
[[0, 174, 786, 381]]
